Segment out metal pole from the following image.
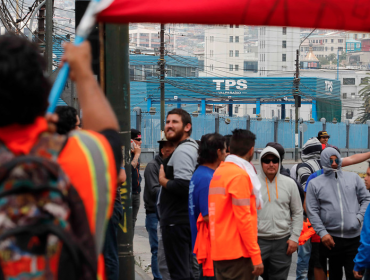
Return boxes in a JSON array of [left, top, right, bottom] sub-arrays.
[[273, 116, 278, 142], [337, 48, 339, 80], [105, 23, 134, 280], [45, 0, 53, 75], [294, 49, 300, 162], [38, 0, 45, 49], [159, 24, 165, 138], [214, 113, 219, 133]]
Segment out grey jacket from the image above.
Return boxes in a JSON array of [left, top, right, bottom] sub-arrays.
[[306, 147, 370, 239], [144, 154, 162, 214], [257, 147, 303, 243]]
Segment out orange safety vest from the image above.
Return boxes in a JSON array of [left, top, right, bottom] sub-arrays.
[[208, 162, 262, 266]]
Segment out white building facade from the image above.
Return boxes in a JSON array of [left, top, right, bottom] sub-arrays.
[[258, 26, 300, 77]]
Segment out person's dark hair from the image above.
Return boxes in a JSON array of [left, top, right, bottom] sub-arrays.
[[230, 129, 256, 157], [0, 34, 51, 127], [266, 142, 285, 160], [198, 133, 226, 165], [167, 108, 192, 135], [224, 134, 232, 153], [55, 106, 78, 135], [368, 161, 370, 168]]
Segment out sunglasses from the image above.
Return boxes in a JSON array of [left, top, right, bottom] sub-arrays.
[[261, 158, 279, 164], [321, 136, 329, 139], [133, 138, 142, 141], [330, 158, 339, 165]]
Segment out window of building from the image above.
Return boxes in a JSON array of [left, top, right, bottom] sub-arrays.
[[361, 78, 368, 84], [363, 34, 366, 38], [325, 47, 328, 51], [211, 64, 213, 71], [346, 110, 354, 119], [229, 36, 233, 43], [229, 64, 233, 71], [331, 39, 334, 43], [301, 47, 304, 52], [343, 93, 347, 99], [235, 25, 239, 28], [230, 24, 233, 28], [235, 64, 239, 71], [331, 47, 334, 51], [282, 40, 287, 48], [326, 39, 328, 43], [235, 106, 239, 114], [229, 50, 233, 57], [351, 93, 356, 99], [355, 34, 358, 40], [282, 27, 287, 35], [357, 43, 361, 48], [282, 54, 286, 61], [210, 50, 213, 57], [338, 39, 343, 43], [235, 50, 239, 57], [210, 36, 214, 43], [235, 36, 240, 43], [343, 78, 356, 85], [253, 108, 256, 114]]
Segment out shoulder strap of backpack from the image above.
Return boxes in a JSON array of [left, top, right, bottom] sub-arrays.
[[29, 132, 68, 162]]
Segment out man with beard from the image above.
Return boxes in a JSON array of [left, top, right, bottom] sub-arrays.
[[159, 108, 199, 280]]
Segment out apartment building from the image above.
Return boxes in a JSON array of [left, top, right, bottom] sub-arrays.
[[258, 26, 300, 77], [300, 32, 346, 59]]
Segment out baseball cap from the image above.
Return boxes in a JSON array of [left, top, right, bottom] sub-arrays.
[[318, 131, 330, 139]]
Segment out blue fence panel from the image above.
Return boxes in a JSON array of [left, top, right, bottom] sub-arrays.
[[191, 115, 215, 140], [277, 121, 295, 148], [219, 116, 247, 136], [302, 122, 323, 146], [141, 113, 161, 149], [326, 122, 347, 148], [250, 119, 274, 148], [131, 111, 136, 129], [349, 124, 368, 149]]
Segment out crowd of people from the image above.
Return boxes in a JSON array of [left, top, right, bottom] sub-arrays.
[[3, 34, 370, 280]]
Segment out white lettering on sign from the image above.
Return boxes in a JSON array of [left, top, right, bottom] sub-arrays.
[[213, 80, 224, 90], [325, 81, 333, 92], [213, 79, 248, 91], [236, 79, 248, 90], [225, 80, 236, 90]]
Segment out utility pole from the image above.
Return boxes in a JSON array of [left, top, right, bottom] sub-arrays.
[[45, 0, 53, 75], [337, 48, 339, 80], [294, 49, 301, 162], [38, 0, 45, 50], [159, 23, 165, 138], [105, 23, 135, 280]]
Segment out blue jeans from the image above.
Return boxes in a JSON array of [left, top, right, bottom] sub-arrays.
[[146, 213, 162, 280], [103, 202, 123, 280], [296, 239, 312, 280]]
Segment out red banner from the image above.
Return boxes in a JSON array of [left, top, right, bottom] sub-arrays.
[[97, 0, 370, 32]]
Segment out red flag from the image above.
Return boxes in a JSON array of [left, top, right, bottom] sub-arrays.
[[96, 0, 370, 32]]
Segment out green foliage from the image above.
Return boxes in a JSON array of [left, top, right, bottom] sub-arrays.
[[358, 74, 370, 123]]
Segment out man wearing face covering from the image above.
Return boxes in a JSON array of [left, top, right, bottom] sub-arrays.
[[306, 147, 370, 280]]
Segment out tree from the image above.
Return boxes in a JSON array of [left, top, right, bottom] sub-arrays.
[[358, 74, 370, 123]]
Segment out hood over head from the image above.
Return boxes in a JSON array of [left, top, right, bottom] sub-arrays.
[[301, 137, 322, 162], [259, 146, 281, 179], [321, 147, 342, 175]]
